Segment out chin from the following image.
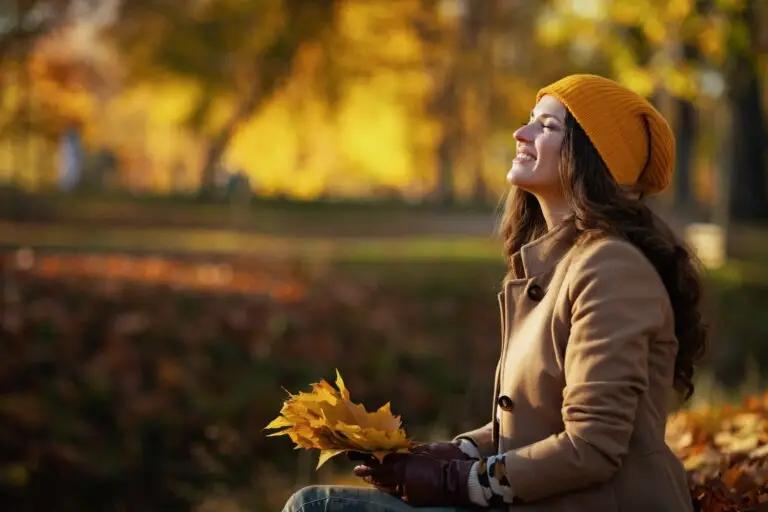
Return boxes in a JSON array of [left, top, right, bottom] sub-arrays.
[[507, 164, 558, 194], [506, 170, 534, 189]]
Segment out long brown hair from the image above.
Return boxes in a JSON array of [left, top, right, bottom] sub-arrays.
[[499, 111, 708, 401]]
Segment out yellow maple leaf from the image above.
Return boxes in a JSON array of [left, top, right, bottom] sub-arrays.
[[265, 369, 413, 468], [335, 369, 351, 401]]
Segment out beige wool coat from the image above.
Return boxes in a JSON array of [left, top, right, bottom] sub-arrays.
[[455, 223, 693, 511]]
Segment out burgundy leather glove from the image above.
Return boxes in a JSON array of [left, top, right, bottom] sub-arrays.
[[353, 454, 475, 507], [411, 440, 475, 461]]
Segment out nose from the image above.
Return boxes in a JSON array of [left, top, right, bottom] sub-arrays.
[[513, 122, 534, 144]]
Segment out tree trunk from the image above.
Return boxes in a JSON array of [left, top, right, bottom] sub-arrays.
[[197, 94, 259, 198], [725, 0, 768, 220], [673, 98, 697, 213], [727, 73, 767, 220], [433, 71, 459, 206], [197, 0, 338, 198], [466, 0, 497, 205]]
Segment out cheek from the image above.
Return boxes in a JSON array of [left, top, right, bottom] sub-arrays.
[[537, 135, 563, 162], [535, 137, 563, 178]]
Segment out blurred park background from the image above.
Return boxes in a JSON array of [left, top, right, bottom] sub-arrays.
[[1, 0, 768, 510]]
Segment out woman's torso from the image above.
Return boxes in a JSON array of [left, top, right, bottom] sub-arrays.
[[489, 230, 692, 512]]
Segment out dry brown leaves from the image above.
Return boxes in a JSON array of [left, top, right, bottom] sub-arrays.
[[265, 370, 412, 468], [666, 394, 768, 511], [9, 248, 306, 300], [5, 248, 768, 510]]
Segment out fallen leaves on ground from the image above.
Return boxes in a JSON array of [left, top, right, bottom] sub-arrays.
[[10, 248, 307, 300], [3, 248, 768, 511], [265, 370, 412, 468], [667, 394, 768, 511]]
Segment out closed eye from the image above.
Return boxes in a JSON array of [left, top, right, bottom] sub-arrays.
[[530, 110, 563, 130]]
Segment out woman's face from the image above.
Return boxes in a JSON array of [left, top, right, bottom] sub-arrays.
[[507, 95, 567, 196]]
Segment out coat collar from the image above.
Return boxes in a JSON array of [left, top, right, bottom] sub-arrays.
[[510, 220, 574, 281]]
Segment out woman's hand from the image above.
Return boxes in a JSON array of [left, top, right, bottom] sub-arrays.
[[353, 454, 475, 507]]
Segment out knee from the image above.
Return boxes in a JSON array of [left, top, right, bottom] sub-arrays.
[[282, 485, 328, 512]]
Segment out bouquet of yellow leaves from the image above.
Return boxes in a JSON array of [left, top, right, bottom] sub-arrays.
[[265, 370, 414, 468]]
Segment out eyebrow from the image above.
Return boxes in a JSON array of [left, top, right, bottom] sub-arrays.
[[530, 111, 564, 124]]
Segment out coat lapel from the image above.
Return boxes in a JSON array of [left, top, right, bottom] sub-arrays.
[[494, 222, 575, 450]]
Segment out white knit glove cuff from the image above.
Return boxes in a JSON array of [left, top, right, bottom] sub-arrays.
[[456, 438, 481, 459], [467, 460, 491, 507]]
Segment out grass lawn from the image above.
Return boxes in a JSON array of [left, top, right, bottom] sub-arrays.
[[7, 218, 768, 288], [0, 221, 503, 263]]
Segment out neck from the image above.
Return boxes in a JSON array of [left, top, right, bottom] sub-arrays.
[[536, 196, 571, 230]]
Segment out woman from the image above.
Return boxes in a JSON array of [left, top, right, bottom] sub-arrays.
[[281, 74, 708, 511]]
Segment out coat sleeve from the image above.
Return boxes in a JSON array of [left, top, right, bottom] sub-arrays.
[[479, 239, 670, 504]]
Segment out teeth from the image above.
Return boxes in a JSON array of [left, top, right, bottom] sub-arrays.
[[516, 153, 535, 161]]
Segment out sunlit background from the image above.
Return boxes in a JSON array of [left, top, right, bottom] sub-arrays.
[[1, 0, 767, 510]]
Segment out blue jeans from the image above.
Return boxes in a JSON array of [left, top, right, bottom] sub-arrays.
[[281, 485, 499, 512]]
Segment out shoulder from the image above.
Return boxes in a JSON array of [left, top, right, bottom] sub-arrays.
[[569, 235, 658, 276], [565, 235, 669, 305]]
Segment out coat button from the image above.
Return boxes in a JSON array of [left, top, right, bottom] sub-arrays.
[[526, 283, 545, 302], [497, 395, 515, 412]]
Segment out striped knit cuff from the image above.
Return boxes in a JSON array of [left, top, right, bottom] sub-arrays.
[[467, 460, 490, 507], [474, 455, 516, 505]]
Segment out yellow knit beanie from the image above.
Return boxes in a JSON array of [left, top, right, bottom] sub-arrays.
[[536, 74, 675, 195]]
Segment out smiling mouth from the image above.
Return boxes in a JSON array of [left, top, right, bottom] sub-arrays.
[[514, 152, 536, 162]]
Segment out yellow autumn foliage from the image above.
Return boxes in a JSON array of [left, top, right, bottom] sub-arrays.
[[265, 370, 413, 469]]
